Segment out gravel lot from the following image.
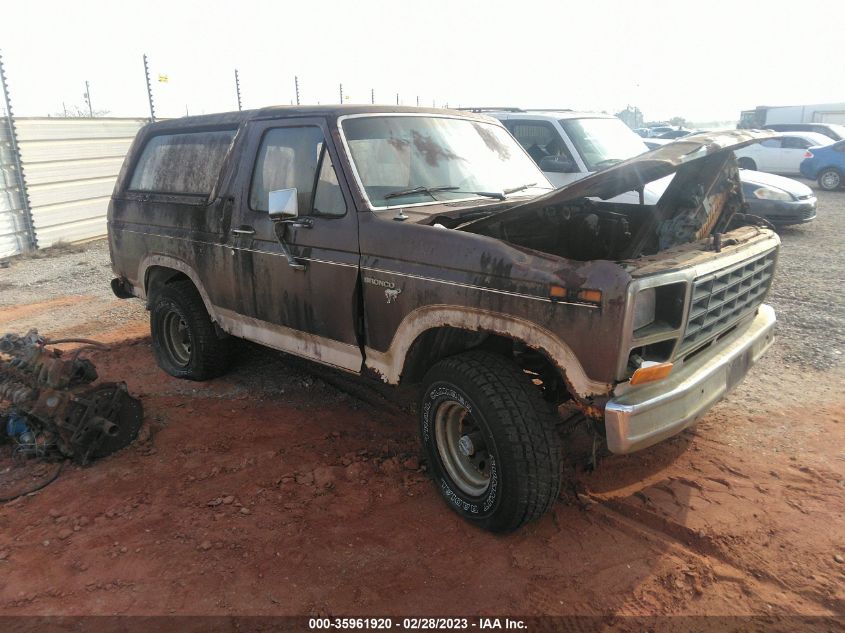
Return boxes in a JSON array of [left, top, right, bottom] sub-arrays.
[[0, 185, 843, 620]]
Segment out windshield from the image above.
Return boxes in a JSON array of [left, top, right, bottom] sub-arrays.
[[559, 117, 648, 171], [341, 116, 550, 208]]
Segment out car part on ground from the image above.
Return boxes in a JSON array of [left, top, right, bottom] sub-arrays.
[[0, 329, 143, 465]]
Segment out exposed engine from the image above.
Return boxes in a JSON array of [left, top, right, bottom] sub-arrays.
[[0, 330, 143, 465]]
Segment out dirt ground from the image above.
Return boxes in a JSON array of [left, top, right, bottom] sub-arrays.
[[0, 185, 843, 622]]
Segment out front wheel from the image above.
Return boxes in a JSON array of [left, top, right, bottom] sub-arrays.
[[818, 168, 842, 191], [420, 351, 562, 532]]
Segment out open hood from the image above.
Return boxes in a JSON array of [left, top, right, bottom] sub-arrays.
[[460, 129, 778, 262], [511, 129, 777, 213]]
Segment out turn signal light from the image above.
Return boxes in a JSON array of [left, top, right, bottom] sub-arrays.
[[549, 286, 602, 305], [804, 151, 813, 158], [577, 289, 603, 304], [630, 362, 674, 386], [549, 285, 567, 300]]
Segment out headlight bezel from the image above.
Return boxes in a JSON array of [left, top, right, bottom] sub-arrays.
[[632, 288, 656, 332], [752, 186, 793, 202]]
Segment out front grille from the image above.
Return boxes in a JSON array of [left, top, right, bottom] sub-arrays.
[[679, 250, 777, 355]]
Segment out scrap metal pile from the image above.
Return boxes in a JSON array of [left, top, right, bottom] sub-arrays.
[[0, 329, 142, 465]]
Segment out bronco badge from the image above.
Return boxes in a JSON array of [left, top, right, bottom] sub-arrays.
[[363, 276, 402, 304]]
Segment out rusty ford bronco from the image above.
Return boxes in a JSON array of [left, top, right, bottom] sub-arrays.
[[108, 106, 779, 531]]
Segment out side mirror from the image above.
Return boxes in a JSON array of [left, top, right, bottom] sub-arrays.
[[268, 188, 298, 221], [539, 156, 577, 173]]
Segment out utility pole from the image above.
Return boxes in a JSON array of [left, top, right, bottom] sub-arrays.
[[0, 50, 36, 251], [294, 76, 300, 105], [142, 54, 155, 121], [396, 93, 399, 105], [84, 81, 93, 117], [234, 69, 242, 111], [416, 95, 419, 107], [339, 83, 343, 104], [371, 88, 374, 105]]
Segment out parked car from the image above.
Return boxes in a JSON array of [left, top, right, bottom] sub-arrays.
[[656, 128, 697, 139], [109, 106, 779, 531], [800, 139, 845, 190], [643, 138, 671, 150], [734, 131, 833, 174], [484, 110, 816, 225], [764, 123, 845, 142], [740, 170, 817, 225]]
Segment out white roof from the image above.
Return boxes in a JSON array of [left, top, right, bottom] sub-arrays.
[[776, 131, 835, 145]]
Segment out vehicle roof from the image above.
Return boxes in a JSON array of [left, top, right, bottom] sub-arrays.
[[141, 105, 496, 131], [474, 108, 616, 120], [774, 131, 834, 143], [766, 122, 843, 129]]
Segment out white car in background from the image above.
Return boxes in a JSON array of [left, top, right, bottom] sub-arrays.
[[733, 131, 833, 174], [473, 108, 817, 226]]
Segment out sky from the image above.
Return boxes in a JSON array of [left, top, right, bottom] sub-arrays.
[[1, 0, 843, 124]]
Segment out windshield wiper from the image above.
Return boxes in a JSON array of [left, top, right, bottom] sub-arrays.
[[593, 158, 623, 169], [503, 182, 540, 195], [384, 185, 459, 201], [384, 185, 508, 202]]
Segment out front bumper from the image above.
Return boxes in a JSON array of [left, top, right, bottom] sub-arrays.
[[604, 304, 776, 454], [747, 197, 817, 225]]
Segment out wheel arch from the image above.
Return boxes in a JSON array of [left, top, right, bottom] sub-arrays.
[[364, 305, 610, 402], [138, 255, 216, 319]]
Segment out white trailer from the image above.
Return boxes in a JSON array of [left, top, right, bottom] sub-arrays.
[[740, 102, 845, 128]]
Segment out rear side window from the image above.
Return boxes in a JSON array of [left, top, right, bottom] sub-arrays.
[[782, 137, 811, 149], [129, 129, 236, 195]]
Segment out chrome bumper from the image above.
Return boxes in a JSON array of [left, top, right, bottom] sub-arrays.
[[604, 304, 776, 454]]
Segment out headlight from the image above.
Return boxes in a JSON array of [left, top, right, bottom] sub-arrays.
[[752, 187, 792, 202], [632, 288, 656, 331]]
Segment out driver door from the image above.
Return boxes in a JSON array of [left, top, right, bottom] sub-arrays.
[[226, 118, 362, 373]]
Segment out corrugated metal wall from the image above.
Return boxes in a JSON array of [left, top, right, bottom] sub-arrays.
[[14, 117, 146, 249], [0, 117, 33, 258]]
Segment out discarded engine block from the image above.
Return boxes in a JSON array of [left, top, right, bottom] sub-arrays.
[[0, 330, 143, 464]]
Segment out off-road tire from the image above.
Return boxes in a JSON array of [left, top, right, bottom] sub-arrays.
[[737, 157, 756, 170], [420, 351, 562, 532], [150, 280, 233, 380], [818, 168, 842, 191]]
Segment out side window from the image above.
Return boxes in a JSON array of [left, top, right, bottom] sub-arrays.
[[760, 139, 782, 149], [312, 146, 346, 217], [782, 137, 810, 149], [129, 129, 236, 195], [506, 121, 574, 164], [249, 126, 325, 214]]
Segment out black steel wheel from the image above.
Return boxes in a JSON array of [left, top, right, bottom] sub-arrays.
[[150, 281, 233, 380], [420, 351, 562, 532]]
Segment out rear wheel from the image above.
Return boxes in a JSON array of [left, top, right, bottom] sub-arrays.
[[737, 157, 756, 170], [150, 281, 233, 380], [420, 351, 562, 532], [818, 168, 842, 191]]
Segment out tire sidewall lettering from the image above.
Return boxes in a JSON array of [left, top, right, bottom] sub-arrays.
[[422, 382, 499, 517]]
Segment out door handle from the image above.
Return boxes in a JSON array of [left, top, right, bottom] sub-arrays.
[[232, 227, 255, 236], [290, 218, 314, 229]]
